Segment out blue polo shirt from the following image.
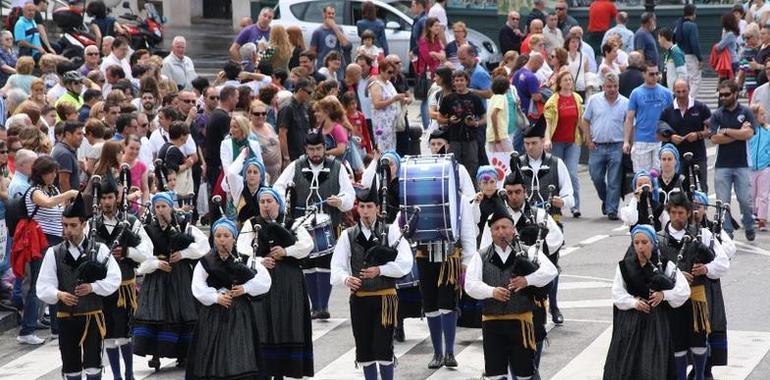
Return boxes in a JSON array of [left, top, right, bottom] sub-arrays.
[[468, 62, 491, 97], [583, 92, 629, 143], [14, 17, 41, 57], [710, 103, 757, 168], [628, 84, 673, 143]]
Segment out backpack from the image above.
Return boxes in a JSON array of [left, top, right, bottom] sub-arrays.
[[6, 187, 39, 236], [5, 7, 23, 39]]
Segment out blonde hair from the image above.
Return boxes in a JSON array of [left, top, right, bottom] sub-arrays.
[[39, 54, 61, 73], [231, 114, 252, 139], [287, 26, 305, 50], [269, 24, 293, 66], [503, 50, 519, 65], [314, 95, 353, 131], [16, 56, 34, 75], [158, 79, 179, 98], [528, 34, 545, 48], [90, 101, 106, 119]]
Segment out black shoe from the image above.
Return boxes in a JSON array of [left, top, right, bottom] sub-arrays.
[[746, 229, 756, 241], [428, 354, 444, 369], [551, 308, 564, 324], [608, 213, 619, 221], [394, 325, 405, 342], [148, 357, 160, 372], [601, 202, 607, 215], [310, 310, 319, 319], [316, 309, 330, 320], [572, 210, 581, 218], [443, 353, 458, 367]]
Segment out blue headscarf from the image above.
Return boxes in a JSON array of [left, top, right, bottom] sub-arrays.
[[242, 157, 267, 186], [692, 191, 709, 207], [631, 224, 657, 248], [151, 192, 175, 207], [258, 187, 285, 214], [212, 217, 239, 237], [632, 169, 660, 203], [381, 150, 401, 175], [659, 143, 681, 173], [476, 165, 497, 183]]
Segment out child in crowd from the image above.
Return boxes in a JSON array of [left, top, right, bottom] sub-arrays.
[[356, 29, 383, 72], [749, 103, 770, 231]]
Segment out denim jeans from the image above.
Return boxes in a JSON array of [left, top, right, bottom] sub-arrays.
[[588, 142, 624, 214], [19, 259, 42, 336], [551, 142, 581, 211], [420, 99, 430, 130], [714, 167, 755, 233]]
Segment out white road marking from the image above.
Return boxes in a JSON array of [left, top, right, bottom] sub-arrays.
[[312, 318, 347, 340], [559, 281, 612, 290], [561, 274, 614, 282], [734, 241, 770, 257], [558, 299, 613, 309], [578, 235, 610, 246], [550, 326, 612, 380], [0, 340, 61, 379], [612, 225, 628, 232]]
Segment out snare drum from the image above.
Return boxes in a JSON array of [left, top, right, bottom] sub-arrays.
[[301, 213, 337, 258], [399, 155, 460, 243]]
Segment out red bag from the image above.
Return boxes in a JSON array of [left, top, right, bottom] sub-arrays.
[[11, 219, 48, 278], [710, 43, 734, 79]]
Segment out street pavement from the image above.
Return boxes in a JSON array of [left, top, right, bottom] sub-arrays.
[[1, 21, 769, 380]]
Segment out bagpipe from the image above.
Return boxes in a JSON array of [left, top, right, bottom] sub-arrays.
[[109, 164, 143, 258], [682, 152, 702, 199], [668, 228, 715, 277], [501, 233, 547, 299], [76, 176, 109, 284], [361, 207, 420, 269]]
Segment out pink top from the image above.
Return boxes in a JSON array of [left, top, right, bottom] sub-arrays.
[[130, 160, 146, 189], [327, 123, 349, 145], [417, 36, 443, 76]]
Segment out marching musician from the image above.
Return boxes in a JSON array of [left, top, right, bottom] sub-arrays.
[[236, 187, 316, 379], [133, 192, 208, 371], [186, 217, 272, 380], [427, 128, 476, 200], [330, 181, 413, 380], [518, 117, 573, 325], [620, 169, 668, 232], [36, 193, 121, 380], [90, 177, 153, 380], [274, 131, 355, 320], [658, 144, 687, 203], [661, 192, 730, 380], [604, 225, 690, 380], [691, 191, 734, 379], [224, 148, 268, 224], [465, 203, 557, 380], [360, 150, 423, 341], [472, 165, 507, 244]]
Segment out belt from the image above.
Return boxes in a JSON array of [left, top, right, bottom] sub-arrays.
[[353, 288, 398, 327], [594, 141, 623, 145], [56, 310, 107, 346]]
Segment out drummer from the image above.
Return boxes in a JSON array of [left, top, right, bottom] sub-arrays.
[[274, 131, 355, 320], [428, 128, 476, 200]]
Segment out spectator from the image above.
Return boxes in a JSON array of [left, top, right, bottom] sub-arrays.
[[512, 53, 544, 115], [438, 70, 485, 180], [356, 55, 375, 131], [2, 56, 35, 94], [78, 45, 100, 76], [418, 17, 446, 78], [568, 26, 597, 73], [521, 19, 544, 55], [580, 72, 627, 220], [658, 27, 687, 90], [525, 0, 547, 34], [121, 135, 150, 207], [749, 0, 770, 25], [101, 35, 114, 57], [342, 91, 372, 157], [55, 71, 85, 111], [265, 25, 292, 72], [354, 33, 379, 75], [555, 1, 579, 37], [716, 12, 740, 80], [192, 86, 218, 149], [658, 79, 712, 191], [287, 26, 305, 70], [445, 22, 479, 68], [623, 63, 673, 171], [159, 122, 197, 199], [499, 11, 523, 55], [619, 51, 645, 98], [565, 35, 589, 99], [229, 7, 273, 61], [602, 12, 634, 54], [427, 0, 449, 44], [278, 78, 314, 165], [486, 77, 513, 154], [0, 31, 18, 88], [85, 0, 125, 47], [17, 156, 79, 345], [356, 1, 388, 56], [674, 4, 703, 96], [52, 121, 84, 191], [14, 2, 44, 58], [587, 0, 617, 52], [162, 36, 198, 91], [79, 89, 101, 122], [428, 66, 454, 133], [738, 24, 762, 102], [203, 86, 238, 187], [749, 103, 770, 231], [299, 50, 327, 84], [710, 80, 757, 241], [219, 115, 262, 174], [753, 61, 770, 113], [249, 100, 281, 183], [370, 60, 406, 152], [633, 12, 658, 66], [8, 149, 36, 198], [386, 55, 414, 156], [598, 43, 621, 84], [410, 0, 429, 57], [543, 14, 564, 55], [100, 37, 133, 81], [544, 70, 583, 217], [82, 118, 106, 176], [310, 4, 350, 77]]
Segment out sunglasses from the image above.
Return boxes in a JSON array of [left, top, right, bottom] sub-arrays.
[[647, 71, 660, 76], [252, 112, 267, 117], [511, 17, 519, 20], [86, 52, 99, 56], [208, 96, 219, 100], [718, 92, 734, 98], [555, 7, 565, 10], [181, 99, 196, 104]]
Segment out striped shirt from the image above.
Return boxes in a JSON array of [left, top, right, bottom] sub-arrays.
[[25, 186, 63, 236]]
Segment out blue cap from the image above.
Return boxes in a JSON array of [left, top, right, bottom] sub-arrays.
[[151, 192, 175, 207], [476, 165, 497, 183], [632, 169, 660, 203], [258, 187, 285, 214], [659, 143, 680, 173], [692, 191, 709, 207], [381, 150, 401, 174], [212, 217, 238, 237], [631, 224, 657, 248], [242, 158, 267, 186]]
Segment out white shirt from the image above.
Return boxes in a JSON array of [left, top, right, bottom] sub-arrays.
[[236, 218, 314, 260], [479, 206, 563, 255], [36, 237, 122, 305], [219, 136, 264, 177], [137, 224, 209, 275], [665, 224, 730, 279], [427, 3, 449, 38], [620, 196, 670, 228], [612, 260, 690, 310], [138, 136, 154, 172], [161, 54, 198, 91], [330, 222, 413, 287], [84, 215, 154, 265], [100, 53, 134, 81], [148, 127, 198, 157], [191, 256, 272, 306], [272, 158, 356, 213], [581, 41, 597, 73], [465, 243, 558, 300], [523, 154, 575, 211]]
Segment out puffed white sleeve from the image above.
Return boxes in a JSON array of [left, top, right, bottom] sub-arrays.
[[703, 231, 730, 280], [663, 261, 691, 308], [191, 261, 219, 306], [524, 245, 558, 287], [219, 139, 234, 172], [555, 159, 575, 211], [457, 165, 476, 201], [243, 257, 272, 296], [137, 257, 161, 275], [336, 167, 355, 212], [620, 197, 639, 226], [126, 220, 154, 264], [224, 149, 247, 204], [272, 161, 296, 201], [330, 229, 353, 286], [541, 210, 564, 255], [378, 223, 413, 278], [719, 229, 736, 260], [91, 245, 121, 297], [361, 160, 378, 187], [237, 219, 258, 258], [179, 225, 209, 260], [464, 251, 494, 300], [459, 200, 478, 266], [285, 221, 314, 259], [36, 248, 60, 305], [611, 264, 638, 311]]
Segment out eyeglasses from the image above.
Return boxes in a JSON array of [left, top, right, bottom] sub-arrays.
[[718, 92, 733, 98], [252, 112, 267, 117], [139, 122, 149, 128], [181, 99, 196, 104], [555, 7, 565, 10], [208, 96, 219, 100], [510, 17, 519, 21]]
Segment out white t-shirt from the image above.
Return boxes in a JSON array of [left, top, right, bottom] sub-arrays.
[[428, 3, 449, 39], [148, 128, 197, 158]]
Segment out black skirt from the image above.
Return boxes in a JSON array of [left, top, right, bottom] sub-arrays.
[[253, 261, 314, 378], [103, 285, 133, 339], [603, 306, 677, 380], [135, 260, 200, 323], [706, 278, 728, 366], [186, 296, 263, 380]]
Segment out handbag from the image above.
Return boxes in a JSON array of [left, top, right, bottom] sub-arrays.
[[414, 72, 430, 101], [393, 101, 408, 132], [510, 88, 529, 131]]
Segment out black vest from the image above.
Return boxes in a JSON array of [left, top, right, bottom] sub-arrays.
[[618, 253, 673, 299], [291, 156, 343, 226], [144, 218, 193, 258], [479, 244, 535, 315], [347, 223, 396, 292], [659, 174, 685, 204], [199, 251, 256, 288], [663, 225, 715, 286], [94, 213, 139, 281], [54, 242, 104, 314], [519, 153, 561, 203]]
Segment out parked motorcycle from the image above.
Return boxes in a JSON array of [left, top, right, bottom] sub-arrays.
[[117, 1, 168, 56], [52, 3, 96, 60]]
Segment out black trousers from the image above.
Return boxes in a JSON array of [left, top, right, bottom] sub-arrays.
[[59, 314, 104, 374], [416, 257, 457, 313], [350, 295, 395, 363], [482, 319, 535, 378]]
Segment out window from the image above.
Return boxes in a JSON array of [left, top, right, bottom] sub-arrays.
[[300, 0, 345, 24], [351, 1, 408, 29]]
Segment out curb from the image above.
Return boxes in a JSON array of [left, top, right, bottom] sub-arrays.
[[0, 310, 20, 334]]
